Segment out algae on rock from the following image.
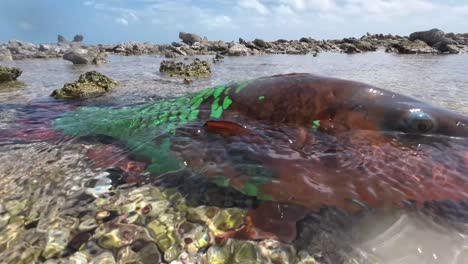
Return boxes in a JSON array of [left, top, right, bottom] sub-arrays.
[[51, 71, 118, 99], [0, 66, 22, 83], [159, 58, 211, 79]]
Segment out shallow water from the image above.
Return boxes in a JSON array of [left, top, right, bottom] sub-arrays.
[[1, 51, 468, 263]]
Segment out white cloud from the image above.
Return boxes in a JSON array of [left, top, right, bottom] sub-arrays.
[[239, 0, 270, 14], [18, 21, 33, 31], [83, 1, 94, 6], [83, 0, 468, 41], [115, 17, 129, 26]]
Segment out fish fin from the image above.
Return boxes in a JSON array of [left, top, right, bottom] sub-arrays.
[[204, 120, 253, 136]]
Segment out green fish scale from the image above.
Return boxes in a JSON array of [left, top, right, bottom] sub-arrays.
[[53, 79, 275, 201]]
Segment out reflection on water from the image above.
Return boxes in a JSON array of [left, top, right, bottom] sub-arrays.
[[0, 52, 468, 263]]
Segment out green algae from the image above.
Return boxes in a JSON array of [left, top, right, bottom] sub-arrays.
[[51, 71, 118, 99]]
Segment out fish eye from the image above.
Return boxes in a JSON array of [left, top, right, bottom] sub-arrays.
[[402, 109, 436, 134]]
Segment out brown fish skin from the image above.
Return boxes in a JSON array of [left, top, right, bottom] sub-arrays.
[[176, 73, 468, 212]]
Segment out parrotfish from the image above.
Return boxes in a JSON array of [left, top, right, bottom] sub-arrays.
[[45, 73, 468, 239]]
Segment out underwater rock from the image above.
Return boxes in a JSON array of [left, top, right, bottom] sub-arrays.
[[51, 71, 118, 99], [159, 58, 211, 78], [204, 239, 265, 264], [42, 228, 71, 259], [0, 65, 22, 82]]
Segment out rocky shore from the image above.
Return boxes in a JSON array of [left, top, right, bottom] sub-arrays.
[[1, 29, 467, 64]]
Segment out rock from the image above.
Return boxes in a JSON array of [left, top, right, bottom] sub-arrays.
[[63, 48, 108, 65], [390, 40, 439, 54], [446, 44, 467, 54], [42, 228, 71, 259], [8, 39, 37, 52], [0, 66, 22, 82], [57, 34, 68, 44], [239, 38, 246, 44], [179, 32, 202, 45], [339, 43, 362, 54], [253, 38, 268, 48], [92, 51, 108, 65], [409, 28, 445, 46], [183, 77, 193, 84], [73, 34, 84, 42], [164, 51, 179, 58], [227, 43, 250, 56], [63, 50, 90, 64], [299, 37, 314, 43], [51, 71, 118, 99], [0, 48, 12, 61], [433, 38, 456, 52], [112, 42, 160, 55], [354, 40, 378, 51], [159, 58, 211, 78]]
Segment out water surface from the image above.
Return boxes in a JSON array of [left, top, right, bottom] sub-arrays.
[[1, 51, 468, 263]]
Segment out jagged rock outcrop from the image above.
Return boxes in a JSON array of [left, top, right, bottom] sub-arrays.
[[0, 66, 22, 82], [51, 71, 118, 99]]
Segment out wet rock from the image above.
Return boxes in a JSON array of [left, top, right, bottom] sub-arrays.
[[63, 48, 108, 65], [253, 38, 268, 48], [42, 228, 71, 259], [0, 47, 13, 61], [51, 71, 118, 99], [90, 251, 116, 264], [299, 37, 315, 43], [0, 65, 22, 82], [446, 44, 467, 54], [228, 43, 250, 56], [179, 32, 203, 45], [187, 206, 245, 236], [112, 41, 160, 55], [390, 40, 439, 54], [159, 58, 211, 78], [205, 239, 265, 264], [258, 240, 297, 264], [92, 51, 108, 65], [136, 242, 162, 264], [73, 34, 84, 42], [146, 213, 184, 262], [409, 28, 445, 46], [340, 43, 362, 54], [57, 35, 68, 44], [354, 40, 378, 52]]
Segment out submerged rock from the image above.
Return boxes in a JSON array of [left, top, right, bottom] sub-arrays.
[[51, 71, 118, 99], [159, 58, 211, 78], [0, 66, 22, 82]]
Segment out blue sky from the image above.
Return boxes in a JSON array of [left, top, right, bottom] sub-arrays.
[[1, 0, 468, 44]]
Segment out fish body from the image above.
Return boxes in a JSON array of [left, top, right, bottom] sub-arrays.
[[53, 73, 468, 211]]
